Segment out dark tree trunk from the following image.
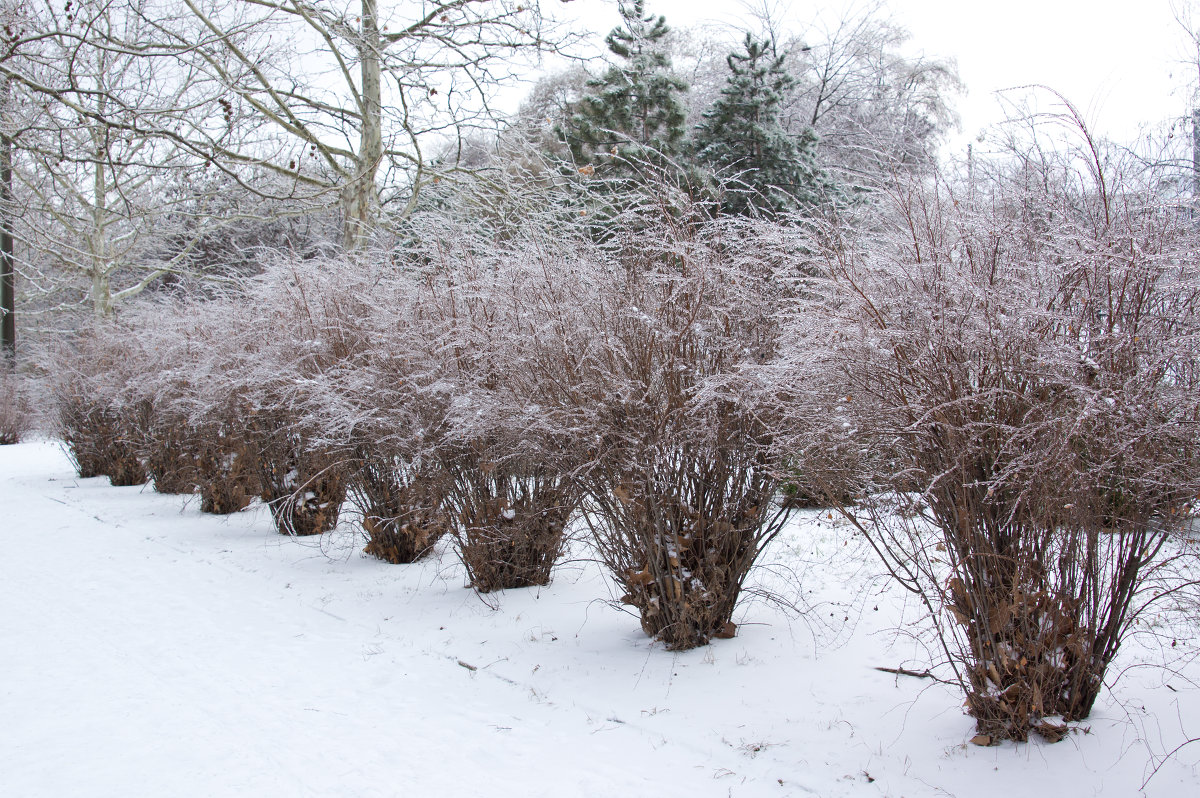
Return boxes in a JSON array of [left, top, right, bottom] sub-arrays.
[[1, 128, 14, 362]]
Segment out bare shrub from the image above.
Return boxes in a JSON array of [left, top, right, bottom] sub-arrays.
[[119, 296, 264, 513], [404, 242, 585, 590], [299, 271, 459, 563], [351, 450, 449, 563], [442, 447, 579, 592], [136, 405, 199, 494], [48, 326, 147, 485], [784, 115, 1200, 741], [249, 408, 347, 536], [577, 268, 786, 650], [447, 206, 790, 647], [588, 438, 782, 648], [193, 419, 260, 514], [0, 369, 31, 445], [52, 381, 119, 478], [120, 330, 199, 495], [170, 263, 371, 535]]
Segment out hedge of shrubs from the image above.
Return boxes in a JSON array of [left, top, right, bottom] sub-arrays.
[[38, 148, 1200, 743]]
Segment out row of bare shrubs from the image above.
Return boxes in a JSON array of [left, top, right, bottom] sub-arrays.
[[44, 205, 787, 651], [38, 128, 1200, 738]]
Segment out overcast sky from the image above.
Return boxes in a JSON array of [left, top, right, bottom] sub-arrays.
[[550, 0, 1195, 154]]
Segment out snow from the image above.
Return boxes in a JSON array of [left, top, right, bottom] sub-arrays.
[[2, 439, 1198, 797]]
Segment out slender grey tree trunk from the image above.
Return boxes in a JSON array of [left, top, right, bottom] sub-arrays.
[[1192, 107, 1200, 200], [341, 0, 383, 253]]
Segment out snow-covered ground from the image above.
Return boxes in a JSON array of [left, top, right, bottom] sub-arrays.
[[2, 439, 1197, 797]]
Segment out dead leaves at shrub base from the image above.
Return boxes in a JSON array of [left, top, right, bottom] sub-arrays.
[[362, 513, 448, 564], [948, 572, 1102, 744], [55, 394, 146, 486], [456, 496, 573, 593], [601, 483, 780, 652], [350, 458, 450, 564], [263, 468, 346, 537]]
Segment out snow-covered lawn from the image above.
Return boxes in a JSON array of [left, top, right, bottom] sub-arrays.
[[2, 439, 1197, 797]]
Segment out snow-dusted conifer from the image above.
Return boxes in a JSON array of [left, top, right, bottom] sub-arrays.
[[694, 35, 834, 217], [562, 1, 688, 177]]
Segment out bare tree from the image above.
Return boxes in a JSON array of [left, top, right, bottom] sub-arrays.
[[1, 0, 237, 320], [168, 0, 560, 251], [0, 0, 31, 356], [1168, 1, 1200, 197], [774, 2, 960, 188]]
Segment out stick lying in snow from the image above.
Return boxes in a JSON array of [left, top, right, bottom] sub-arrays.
[[875, 666, 935, 680]]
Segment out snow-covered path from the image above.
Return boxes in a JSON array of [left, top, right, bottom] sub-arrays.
[[2, 440, 1198, 797]]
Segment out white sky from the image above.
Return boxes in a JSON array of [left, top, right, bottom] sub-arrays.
[[548, 0, 1197, 154]]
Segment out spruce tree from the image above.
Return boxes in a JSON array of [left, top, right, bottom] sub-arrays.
[[694, 35, 835, 217], [562, 1, 687, 178]]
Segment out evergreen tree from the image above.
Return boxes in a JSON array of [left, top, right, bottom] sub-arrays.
[[694, 35, 835, 217], [562, 1, 687, 178]]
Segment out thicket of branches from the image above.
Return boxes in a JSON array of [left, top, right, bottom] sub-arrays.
[[778, 117, 1200, 742]]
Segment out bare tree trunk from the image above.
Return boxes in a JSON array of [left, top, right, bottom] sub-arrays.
[[1, 126, 13, 361], [89, 97, 113, 318], [341, 0, 383, 253], [90, 156, 112, 318], [1192, 107, 1199, 199], [0, 75, 13, 361]]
